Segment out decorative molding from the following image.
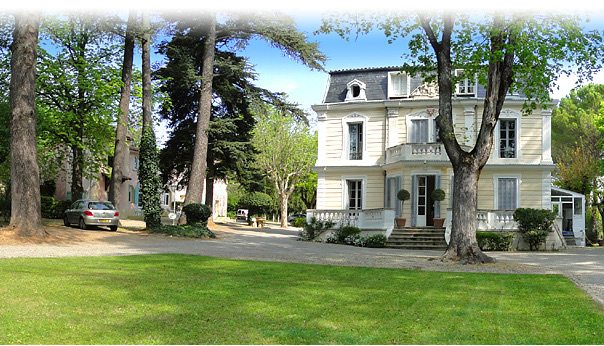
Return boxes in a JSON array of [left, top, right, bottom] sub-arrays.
[[386, 107, 399, 118], [410, 81, 439, 98]]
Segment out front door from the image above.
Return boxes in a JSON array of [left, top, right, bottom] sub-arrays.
[[415, 175, 435, 227]]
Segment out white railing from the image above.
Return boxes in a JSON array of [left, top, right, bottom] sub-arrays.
[[475, 209, 516, 231], [386, 143, 447, 164], [307, 208, 395, 231]]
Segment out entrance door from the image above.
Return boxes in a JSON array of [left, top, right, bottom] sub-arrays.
[[415, 175, 435, 227]]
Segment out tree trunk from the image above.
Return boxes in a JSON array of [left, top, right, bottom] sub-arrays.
[[441, 164, 493, 263], [280, 194, 288, 228], [8, 11, 44, 237], [179, 12, 216, 224], [109, 9, 136, 210]]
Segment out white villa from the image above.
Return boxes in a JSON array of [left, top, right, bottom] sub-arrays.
[[308, 66, 586, 249]]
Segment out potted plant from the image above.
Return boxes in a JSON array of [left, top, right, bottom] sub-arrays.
[[431, 188, 446, 228], [395, 189, 410, 227]]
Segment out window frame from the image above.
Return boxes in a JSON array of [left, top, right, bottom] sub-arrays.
[[454, 69, 476, 96], [341, 113, 368, 162], [493, 175, 521, 211], [341, 175, 366, 210], [388, 71, 410, 98]]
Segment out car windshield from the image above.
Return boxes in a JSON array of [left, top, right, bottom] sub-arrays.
[[88, 202, 115, 210]]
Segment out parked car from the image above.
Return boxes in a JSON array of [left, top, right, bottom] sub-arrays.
[[236, 209, 249, 221], [64, 200, 119, 231], [287, 213, 307, 224]]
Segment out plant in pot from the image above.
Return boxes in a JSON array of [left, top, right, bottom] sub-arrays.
[[395, 189, 410, 227], [431, 188, 446, 228]]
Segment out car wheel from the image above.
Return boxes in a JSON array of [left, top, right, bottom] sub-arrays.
[[63, 215, 70, 227], [109, 225, 117, 232], [79, 218, 88, 230]]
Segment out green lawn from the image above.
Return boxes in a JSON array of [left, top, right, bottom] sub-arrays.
[[0, 254, 602, 344]]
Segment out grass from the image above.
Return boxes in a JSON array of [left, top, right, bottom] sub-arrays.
[[0, 254, 602, 345]]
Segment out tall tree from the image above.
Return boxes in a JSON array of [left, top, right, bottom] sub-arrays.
[[321, 12, 604, 262], [108, 10, 137, 211], [8, 11, 43, 236], [251, 105, 317, 228], [552, 84, 604, 241], [37, 13, 122, 201], [159, 12, 327, 223], [182, 11, 216, 216], [138, 9, 162, 229]]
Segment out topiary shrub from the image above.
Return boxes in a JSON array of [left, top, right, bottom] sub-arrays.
[[182, 203, 212, 226], [514, 208, 557, 251], [476, 231, 514, 251], [431, 188, 446, 202]]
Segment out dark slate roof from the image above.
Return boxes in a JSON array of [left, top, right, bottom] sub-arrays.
[[323, 66, 511, 104]]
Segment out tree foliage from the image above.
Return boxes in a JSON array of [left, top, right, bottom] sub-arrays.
[[36, 13, 122, 200], [251, 104, 318, 227]]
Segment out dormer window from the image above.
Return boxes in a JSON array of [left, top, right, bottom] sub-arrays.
[[345, 79, 366, 101], [388, 71, 409, 98], [455, 69, 476, 96]]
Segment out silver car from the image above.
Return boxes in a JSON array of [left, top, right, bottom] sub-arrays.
[[64, 200, 119, 231]]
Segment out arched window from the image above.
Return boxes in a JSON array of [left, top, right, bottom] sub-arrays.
[[345, 79, 366, 101]]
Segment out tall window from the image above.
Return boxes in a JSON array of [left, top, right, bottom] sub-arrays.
[[410, 119, 429, 143], [348, 123, 363, 160], [347, 180, 362, 210], [500, 119, 516, 158], [498, 178, 517, 210]]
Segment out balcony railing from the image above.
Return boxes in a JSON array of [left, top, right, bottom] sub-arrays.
[[307, 208, 395, 231], [386, 142, 447, 164]]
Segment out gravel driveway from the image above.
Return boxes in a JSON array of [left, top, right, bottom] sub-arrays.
[[1, 220, 603, 306]]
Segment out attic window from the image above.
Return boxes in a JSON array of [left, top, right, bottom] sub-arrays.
[[345, 79, 367, 101], [388, 71, 409, 98]]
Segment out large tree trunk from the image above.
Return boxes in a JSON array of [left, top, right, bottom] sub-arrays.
[[8, 11, 44, 237], [280, 194, 288, 228], [109, 10, 136, 210], [71, 140, 84, 201], [419, 13, 517, 263], [180, 12, 216, 224]]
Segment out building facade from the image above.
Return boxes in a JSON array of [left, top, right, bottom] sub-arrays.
[[309, 66, 584, 248]]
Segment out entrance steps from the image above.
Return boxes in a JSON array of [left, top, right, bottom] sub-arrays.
[[562, 232, 576, 246], [386, 226, 447, 250]]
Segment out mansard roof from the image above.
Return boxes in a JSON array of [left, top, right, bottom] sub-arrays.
[[323, 66, 493, 104]]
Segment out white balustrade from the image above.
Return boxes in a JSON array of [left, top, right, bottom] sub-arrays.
[[307, 209, 395, 231]]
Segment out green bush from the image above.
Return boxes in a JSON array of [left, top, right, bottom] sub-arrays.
[[240, 192, 273, 216], [41, 196, 71, 219], [182, 203, 212, 226], [150, 224, 215, 238], [337, 226, 362, 242], [476, 232, 514, 251], [292, 217, 306, 228], [514, 208, 557, 251], [364, 234, 388, 248], [299, 217, 335, 241], [431, 188, 446, 202]]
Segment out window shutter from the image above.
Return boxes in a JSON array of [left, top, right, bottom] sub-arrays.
[[134, 186, 139, 205], [411, 175, 417, 226], [435, 175, 441, 218]]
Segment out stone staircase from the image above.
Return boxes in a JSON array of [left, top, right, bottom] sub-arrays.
[[562, 232, 576, 246], [386, 227, 447, 250]]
